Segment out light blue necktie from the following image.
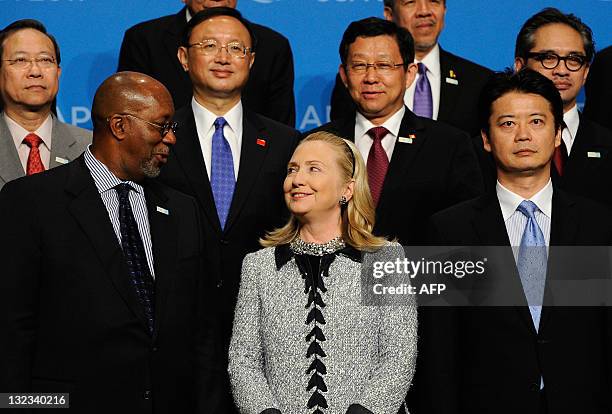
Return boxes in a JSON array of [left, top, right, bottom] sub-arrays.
[[413, 62, 433, 118], [210, 117, 235, 230], [516, 200, 547, 331]]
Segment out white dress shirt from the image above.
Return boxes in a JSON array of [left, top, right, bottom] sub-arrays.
[[562, 104, 580, 155], [354, 106, 405, 164], [404, 44, 441, 120], [496, 179, 552, 251], [192, 98, 243, 179], [5, 112, 53, 171]]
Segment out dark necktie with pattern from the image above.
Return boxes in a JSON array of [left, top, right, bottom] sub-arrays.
[[553, 139, 568, 176], [366, 126, 390, 206], [210, 117, 236, 230], [115, 183, 155, 334]]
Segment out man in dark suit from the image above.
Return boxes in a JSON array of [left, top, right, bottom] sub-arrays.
[[330, 0, 492, 137], [0, 19, 90, 190], [118, 0, 295, 126], [0, 72, 216, 413], [424, 69, 612, 414], [312, 17, 482, 246], [584, 45, 612, 130], [513, 8, 612, 207], [157, 8, 298, 411]]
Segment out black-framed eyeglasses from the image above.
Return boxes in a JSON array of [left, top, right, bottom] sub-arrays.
[[188, 39, 252, 58], [346, 61, 405, 74], [109, 113, 178, 137], [526, 52, 587, 72]]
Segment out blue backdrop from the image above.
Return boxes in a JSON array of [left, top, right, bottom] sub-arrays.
[[3, 0, 612, 130]]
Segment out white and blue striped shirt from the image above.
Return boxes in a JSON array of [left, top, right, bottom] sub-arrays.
[[84, 146, 155, 278]]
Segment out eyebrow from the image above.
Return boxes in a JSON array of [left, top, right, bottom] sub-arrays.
[[534, 49, 586, 55], [496, 112, 548, 120], [287, 160, 325, 166]]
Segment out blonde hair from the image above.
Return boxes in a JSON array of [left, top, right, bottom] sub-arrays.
[[261, 131, 388, 251]]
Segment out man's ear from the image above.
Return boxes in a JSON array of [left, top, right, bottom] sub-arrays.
[[481, 129, 492, 153], [514, 57, 525, 72], [108, 115, 128, 141], [383, 6, 393, 22], [178, 46, 189, 72], [248, 52, 256, 70], [339, 64, 349, 88]]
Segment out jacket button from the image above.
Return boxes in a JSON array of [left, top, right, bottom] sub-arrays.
[[216, 280, 223, 288], [220, 238, 229, 245], [144, 390, 152, 399], [529, 383, 540, 392], [152, 346, 158, 352]]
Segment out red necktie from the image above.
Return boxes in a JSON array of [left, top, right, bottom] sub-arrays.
[[366, 126, 390, 206], [23, 133, 46, 176], [553, 139, 568, 176]]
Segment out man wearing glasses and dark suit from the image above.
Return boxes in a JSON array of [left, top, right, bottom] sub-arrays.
[[512, 8, 612, 207]]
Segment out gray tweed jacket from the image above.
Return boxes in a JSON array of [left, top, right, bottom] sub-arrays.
[[229, 242, 418, 414]]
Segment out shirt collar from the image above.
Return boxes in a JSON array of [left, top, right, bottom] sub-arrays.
[[5, 112, 53, 151], [416, 43, 440, 79], [83, 145, 144, 195], [185, 7, 192, 22], [563, 104, 580, 142], [191, 97, 243, 136], [496, 179, 553, 221], [274, 243, 362, 270], [355, 106, 405, 140]]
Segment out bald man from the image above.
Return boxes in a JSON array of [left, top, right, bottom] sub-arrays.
[[0, 72, 217, 413]]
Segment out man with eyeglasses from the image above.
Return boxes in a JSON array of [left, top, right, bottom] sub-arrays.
[[158, 7, 299, 412], [0, 19, 90, 191], [118, 0, 295, 127], [513, 8, 612, 207], [312, 17, 482, 246], [0, 71, 219, 413], [330, 0, 492, 138]]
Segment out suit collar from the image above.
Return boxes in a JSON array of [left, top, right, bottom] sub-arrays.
[[275, 242, 362, 270], [49, 114, 84, 168], [437, 46, 461, 123]]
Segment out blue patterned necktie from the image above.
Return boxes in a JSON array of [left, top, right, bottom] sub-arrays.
[[516, 200, 547, 331], [115, 183, 155, 334], [413, 62, 433, 118], [210, 117, 235, 230]]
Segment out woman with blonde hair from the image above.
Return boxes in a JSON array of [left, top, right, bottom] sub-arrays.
[[228, 131, 417, 414]]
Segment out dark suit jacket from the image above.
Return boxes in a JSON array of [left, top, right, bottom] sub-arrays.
[[309, 108, 483, 244], [584, 46, 612, 131], [420, 189, 612, 414], [0, 156, 216, 413], [118, 7, 296, 126], [330, 47, 492, 137], [158, 106, 299, 345]]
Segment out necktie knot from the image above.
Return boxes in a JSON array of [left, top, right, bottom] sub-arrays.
[[418, 62, 427, 75], [23, 133, 43, 149], [115, 183, 134, 202], [517, 200, 539, 221], [214, 117, 227, 131], [367, 126, 389, 143]]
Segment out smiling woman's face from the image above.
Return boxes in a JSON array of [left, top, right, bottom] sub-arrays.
[[283, 140, 348, 223]]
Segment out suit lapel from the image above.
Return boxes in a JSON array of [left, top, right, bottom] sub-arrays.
[[437, 48, 460, 123], [172, 108, 222, 232], [539, 190, 578, 331], [144, 180, 178, 338], [224, 110, 269, 233], [472, 193, 536, 332], [377, 109, 426, 209], [66, 157, 150, 332], [0, 115, 25, 183], [49, 115, 85, 168]]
